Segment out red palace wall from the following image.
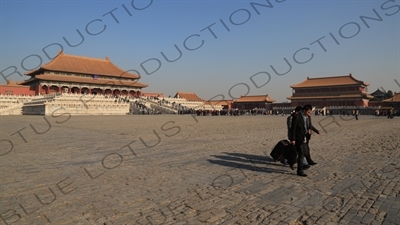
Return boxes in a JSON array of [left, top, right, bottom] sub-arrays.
[[0, 85, 36, 96]]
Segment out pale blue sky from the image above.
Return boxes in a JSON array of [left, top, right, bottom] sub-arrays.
[[1, 0, 399, 102]]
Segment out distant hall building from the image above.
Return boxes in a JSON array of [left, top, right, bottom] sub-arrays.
[[383, 92, 400, 112], [20, 51, 148, 96], [287, 74, 373, 107], [233, 95, 276, 110], [204, 100, 234, 110], [174, 92, 204, 101], [142, 92, 164, 98]]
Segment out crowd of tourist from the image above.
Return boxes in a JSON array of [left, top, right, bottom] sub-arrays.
[[123, 95, 398, 118], [131, 99, 162, 115]]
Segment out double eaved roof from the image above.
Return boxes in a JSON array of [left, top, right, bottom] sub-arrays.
[[20, 73, 148, 88], [25, 51, 140, 79], [287, 93, 373, 100], [291, 74, 369, 88]]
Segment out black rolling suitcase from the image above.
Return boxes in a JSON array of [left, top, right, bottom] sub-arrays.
[[270, 140, 290, 161], [283, 144, 297, 166]]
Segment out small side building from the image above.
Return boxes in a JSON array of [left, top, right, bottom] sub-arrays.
[[174, 92, 204, 101], [233, 95, 275, 110], [382, 92, 400, 113], [142, 92, 164, 98], [204, 100, 234, 110]]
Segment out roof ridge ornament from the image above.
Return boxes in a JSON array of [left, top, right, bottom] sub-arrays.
[[106, 56, 110, 61], [58, 50, 63, 55]]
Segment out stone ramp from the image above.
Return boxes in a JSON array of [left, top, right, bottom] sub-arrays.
[[0, 103, 24, 115], [0, 94, 34, 115]]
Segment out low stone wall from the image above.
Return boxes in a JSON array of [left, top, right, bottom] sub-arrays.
[[19, 94, 131, 115], [0, 95, 35, 115], [45, 103, 130, 115]]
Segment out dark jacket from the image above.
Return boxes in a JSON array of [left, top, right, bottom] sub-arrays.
[[290, 113, 307, 143]]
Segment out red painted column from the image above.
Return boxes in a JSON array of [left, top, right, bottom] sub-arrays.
[[38, 84, 42, 95]]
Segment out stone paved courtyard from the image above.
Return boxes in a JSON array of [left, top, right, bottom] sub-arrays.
[[0, 114, 399, 225]]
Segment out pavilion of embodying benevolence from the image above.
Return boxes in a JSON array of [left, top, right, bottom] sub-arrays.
[[233, 95, 276, 110], [287, 73, 374, 107], [20, 50, 148, 96]]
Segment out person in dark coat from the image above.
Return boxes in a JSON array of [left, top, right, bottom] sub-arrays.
[[304, 110, 320, 166], [286, 106, 303, 169], [290, 105, 313, 177]]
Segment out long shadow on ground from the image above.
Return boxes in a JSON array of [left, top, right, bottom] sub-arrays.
[[208, 152, 289, 174]]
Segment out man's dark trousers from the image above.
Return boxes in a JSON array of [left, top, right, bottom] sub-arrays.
[[304, 141, 313, 164], [296, 142, 308, 174]]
